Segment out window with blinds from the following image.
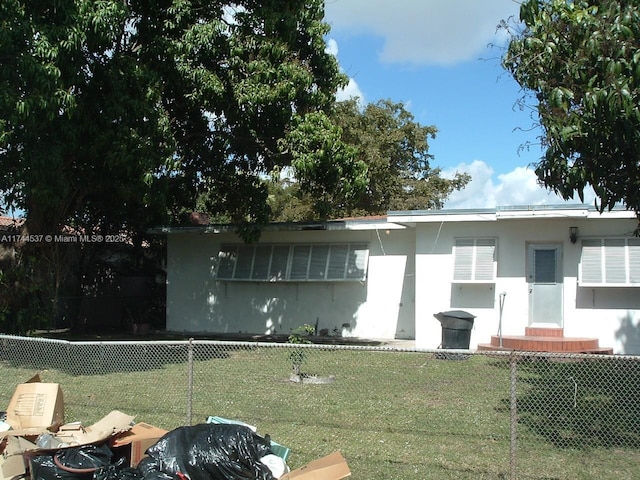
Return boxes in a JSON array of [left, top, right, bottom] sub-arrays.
[[579, 238, 640, 286], [216, 243, 369, 282], [452, 238, 497, 282]]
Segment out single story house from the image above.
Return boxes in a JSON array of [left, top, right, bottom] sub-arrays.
[[156, 204, 640, 355]]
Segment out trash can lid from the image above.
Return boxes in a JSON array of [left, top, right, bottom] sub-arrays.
[[434, 310, 476, 320]]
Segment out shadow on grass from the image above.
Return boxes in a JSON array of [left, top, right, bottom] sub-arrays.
[[0, 336, 233, 375], [0, 330, 383, 376], [509, 356, 640, 449]]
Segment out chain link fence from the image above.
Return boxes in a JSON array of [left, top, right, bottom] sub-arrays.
[[2, 334, 640, 479]]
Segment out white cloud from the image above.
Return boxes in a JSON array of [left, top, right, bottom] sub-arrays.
[[326, 38, 365, 103], [336, 78, 365, 103], [442, 160, 597, 209], [325, 38, 339, 57], [324, 0, 519, 66]]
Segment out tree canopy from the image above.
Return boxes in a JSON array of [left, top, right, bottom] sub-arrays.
[[0, 0, 364, 332], [0, 0, 362, 235], [334, 99, 469, 215], [502, 0, 640, 217], [268, 98, 471, 221]]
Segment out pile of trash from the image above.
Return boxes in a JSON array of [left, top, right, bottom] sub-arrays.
[[1, 376, 350, 480]]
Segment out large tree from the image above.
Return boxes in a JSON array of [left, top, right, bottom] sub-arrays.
[[268, 98, 470, 221], [0, 0, 360, 233], [334, 99, 469, 214], [502, 0, 640, 217], [0, 0, 363, 331]]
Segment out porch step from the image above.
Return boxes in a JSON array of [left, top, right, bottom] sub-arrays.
[[477, 330, 613, 355], [525, 327, 564, 337]]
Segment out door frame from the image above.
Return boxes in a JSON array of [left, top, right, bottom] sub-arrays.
[[527, 243, 564, 327]]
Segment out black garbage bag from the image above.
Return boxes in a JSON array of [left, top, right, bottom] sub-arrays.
[[135, 457, 160, 477], [29, 444, 113, 480], [136, 457, 173, 480], [94, 458, 144, 480], [143, 424, 274, 480]]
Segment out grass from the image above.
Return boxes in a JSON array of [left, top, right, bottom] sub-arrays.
[[2, 339, 640, 479]]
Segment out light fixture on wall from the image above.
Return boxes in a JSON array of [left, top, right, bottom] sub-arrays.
[[569, 226, 578, 244]]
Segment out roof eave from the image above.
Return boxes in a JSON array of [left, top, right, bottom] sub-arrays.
[[148, 218, 403, 235]]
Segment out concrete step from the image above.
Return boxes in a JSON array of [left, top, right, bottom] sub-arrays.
[[477, 334, 613, 354], [525, 327, 564, 337]]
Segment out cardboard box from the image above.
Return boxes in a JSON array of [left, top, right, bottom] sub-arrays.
[[0, 410, 134, 453], [0, 436, 36, 480], [52, 410, 135, 447], [111, 422, 168, 467], [0, 452, 24, 480], [280, 451, 351, 480], [4, 375, 64, 436]]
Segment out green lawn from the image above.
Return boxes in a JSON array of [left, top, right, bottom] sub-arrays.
[[2, 341, 639, 479]]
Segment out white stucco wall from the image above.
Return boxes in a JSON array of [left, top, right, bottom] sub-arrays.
[[164, 209, 640, 354], [165, 226, 415, 340], [413, 214, 640, 354], [564, 216, 640, 354]]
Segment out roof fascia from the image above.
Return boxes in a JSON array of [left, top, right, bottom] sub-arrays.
[[149, 219, 401, 235], [387, 210, 497, 224], [387, 204, 637, 224]]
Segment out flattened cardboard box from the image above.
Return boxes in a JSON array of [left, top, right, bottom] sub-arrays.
[[280, 451, 350, 480], [111, 422, 168, 467], [4, 375, 64, 435], [1, 410, 134, 455], [0, 436, 36, 480], [51, 410, 135, 447], [0, 452, 24, 480]]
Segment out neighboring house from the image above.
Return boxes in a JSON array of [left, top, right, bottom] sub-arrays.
[[0, 216, 22, 229], [0, 216, 24, 266], [156, 204, 640, 354]]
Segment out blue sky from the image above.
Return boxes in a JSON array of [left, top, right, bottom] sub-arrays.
[[323, 0, 596, 209], [1, 2, 593, 220]]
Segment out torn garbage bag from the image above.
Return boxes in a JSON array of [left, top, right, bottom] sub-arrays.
[[143, 423, 276, 480]]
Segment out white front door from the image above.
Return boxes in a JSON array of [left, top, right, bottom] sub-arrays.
[[528, 243, 563, 327]]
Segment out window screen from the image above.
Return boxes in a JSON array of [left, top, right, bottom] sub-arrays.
[[533, 249, 556, 283]]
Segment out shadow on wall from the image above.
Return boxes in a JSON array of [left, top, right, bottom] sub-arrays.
[[615, 312, 640, 355], [205, 282, 366, 337], [250, 294, 288, 335], [245, 283, 365, 336]]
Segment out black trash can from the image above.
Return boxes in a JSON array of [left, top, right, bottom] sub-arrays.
[[434, 310, 476, 349]]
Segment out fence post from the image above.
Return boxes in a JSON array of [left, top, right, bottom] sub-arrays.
[[509, 351, 517, 480], [187, 338, 194, 426]]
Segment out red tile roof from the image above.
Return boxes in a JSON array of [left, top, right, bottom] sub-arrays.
[[0, 216, 24, 228], [189, 212, 210, 225]]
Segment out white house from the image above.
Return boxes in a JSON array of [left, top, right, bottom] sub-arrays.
[[158, 204, 640, 355]]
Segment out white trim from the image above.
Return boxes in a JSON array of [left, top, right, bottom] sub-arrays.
[[496, 209, 589, 219]]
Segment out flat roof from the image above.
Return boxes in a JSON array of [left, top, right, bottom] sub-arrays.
[[150, 204, 636, 234], [148, 217, 401, 235], [388, 204, 635, 224]]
